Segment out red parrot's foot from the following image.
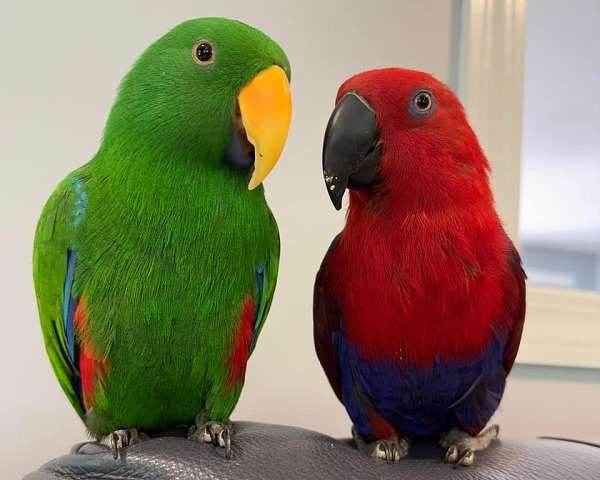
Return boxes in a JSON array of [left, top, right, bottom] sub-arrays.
[[352, 427, 409, 463], [440, 424, 500, 467], [189, 420, 233, 460], [108, 428, 143, 462]]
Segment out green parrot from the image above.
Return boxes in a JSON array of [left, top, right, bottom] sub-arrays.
[[33, 17, 291, 459]]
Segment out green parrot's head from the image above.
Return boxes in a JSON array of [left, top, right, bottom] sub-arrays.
[[104, 17, 292, 189]]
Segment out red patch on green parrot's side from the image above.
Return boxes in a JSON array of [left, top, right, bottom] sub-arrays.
[[74, 299, 109, 411], [227, 296, 255, 388]]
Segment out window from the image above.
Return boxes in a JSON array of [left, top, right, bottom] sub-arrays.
[[519, 0, 600, 293], [452, 0, 600, 368]]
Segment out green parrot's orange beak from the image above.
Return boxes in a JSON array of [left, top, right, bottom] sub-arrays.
[[238, 65, 292, 190]]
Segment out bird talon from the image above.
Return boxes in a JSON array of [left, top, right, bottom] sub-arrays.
[[223, 428, 232, 460], [441, 426, 498, 466], [108, 428, 139, 462], [390, 443, 398, 462], [383, 443, 392, 463], [197, 421, 233, 459], [445, 446, 458, 463], [110, 433, 119, 460], [352, 427, 409, 462], [457, 448, 474, 466], [371, 439, 408, 462]]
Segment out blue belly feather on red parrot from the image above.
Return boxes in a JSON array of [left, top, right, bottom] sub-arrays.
[[314, 69, 526, 466]]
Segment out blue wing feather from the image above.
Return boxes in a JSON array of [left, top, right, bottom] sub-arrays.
[[249, 264, 267, 352], [34, 175, 88, 418], [62, 249, 78, 363], [254, 265, 265, 338]]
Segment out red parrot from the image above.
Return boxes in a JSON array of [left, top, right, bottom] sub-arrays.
[[314, 68, 526, 466]]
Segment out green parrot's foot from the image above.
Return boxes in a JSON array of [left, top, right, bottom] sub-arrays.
[[352, 427, 409, 463], [108, 428, 143, 461], [189, 421, 233, 460], [440, 424, 500, 467]]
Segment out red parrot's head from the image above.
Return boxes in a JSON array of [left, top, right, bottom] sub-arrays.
[[322, 68, 491, 212]]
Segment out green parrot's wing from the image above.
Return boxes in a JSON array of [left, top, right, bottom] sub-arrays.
[[33, 175, 87, 419], [250, 226, 280, 353]]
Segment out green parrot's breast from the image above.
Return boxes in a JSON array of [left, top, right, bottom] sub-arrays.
[[73, 160, 279, 433]]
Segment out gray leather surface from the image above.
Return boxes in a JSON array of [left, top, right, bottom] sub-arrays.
[[24, 421, 600, 480]]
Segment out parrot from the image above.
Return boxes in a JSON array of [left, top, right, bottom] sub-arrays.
[[33, 18, 291, 459], [314, 68, 526, 466]]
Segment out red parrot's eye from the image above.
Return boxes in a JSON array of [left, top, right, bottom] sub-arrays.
[[415, 93, 431, 110], [192, 41, 214, 64], [409, 89, 435, 118]]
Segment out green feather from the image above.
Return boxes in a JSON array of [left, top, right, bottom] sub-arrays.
[[33, 17, 288, 437]]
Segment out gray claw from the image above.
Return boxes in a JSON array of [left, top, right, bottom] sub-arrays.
[[222, 427, 232, 460], [440, 425, 499, 467], [373, 439, 407, 462], [389, 443, 397, 463], [352, 427, 409, 463], [445, 445, 459, 463], [457, 448, 474, 467], [109, 428, 139, 462], [379, 442, 391, 463], [196, 421, 233, 460]]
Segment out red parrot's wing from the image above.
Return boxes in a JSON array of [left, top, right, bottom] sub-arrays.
[[313, 236, 343, 400], [444, 240, 526, 435], [502, 241, 527, 375]]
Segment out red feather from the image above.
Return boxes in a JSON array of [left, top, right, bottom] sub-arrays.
[[313, 246, 343, 399], [325, 68, 525, 368], [74, 299, 109, 411], [227, 296, 255, 388], [314, 68, 526, 439]]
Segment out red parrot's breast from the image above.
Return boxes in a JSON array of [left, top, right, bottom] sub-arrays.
[[329, 203, 512, 368]]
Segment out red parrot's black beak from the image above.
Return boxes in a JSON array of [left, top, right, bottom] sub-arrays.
[[322, 92, 382, 210]]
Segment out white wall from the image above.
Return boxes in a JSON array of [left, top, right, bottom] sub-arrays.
[[2, 2, 599, 480]]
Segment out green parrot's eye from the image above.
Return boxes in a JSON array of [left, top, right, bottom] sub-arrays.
[[193, 41, 214, 65], [409, 89, 435, 118]]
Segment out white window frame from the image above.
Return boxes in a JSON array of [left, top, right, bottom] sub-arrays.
[[451, 0, 600, 368]]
